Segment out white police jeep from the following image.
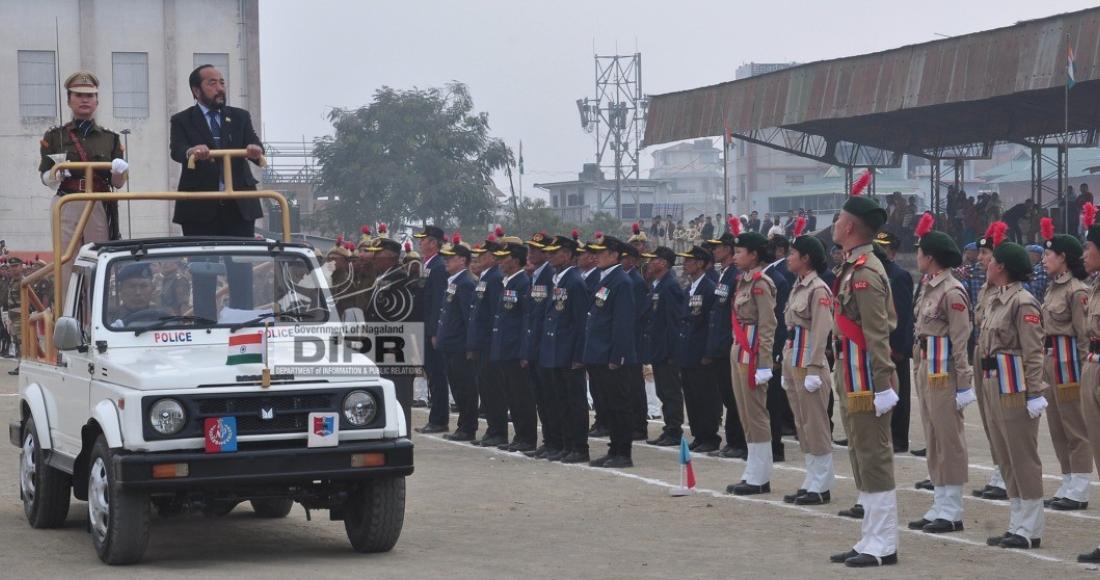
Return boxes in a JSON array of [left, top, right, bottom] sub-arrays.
[[10, 236, 413, 564]]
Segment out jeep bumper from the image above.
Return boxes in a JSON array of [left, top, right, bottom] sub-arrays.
[[113, 438, 414, 490]]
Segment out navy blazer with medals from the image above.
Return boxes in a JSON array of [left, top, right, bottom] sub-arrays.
[[642, 270, 686, 364], [765, 262, 791, 362], [538, 266, 588, 368], [583, 268, 601, 299], [490, 270, 531, 362], [582, 265, 637, 366], [523, 263, 554, 364], [466, 264, 502, 353], [676, 274, 717, 368], [421, 254, 448, 339], [705, 265, 739, 359], [436, 270, 476, 353]]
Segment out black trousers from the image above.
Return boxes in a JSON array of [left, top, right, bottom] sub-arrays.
[[711, 353, 746, 450], [682, 365, 721, 445], [652, 362, 684, 438], [766, 370, 792, 456], [553, 366, 589, 453], [890, 356, 912, 451], [475, 353, 508, 439], [497, 360, 537, 445], [424, 337, 450, 427], [535, 366, 563, 450], [444, 351, 478, 435], [181, 216, 254, 321], [627, 364, 648, 434], [588, 365, 632, 457], [590, 369, 608, 430]]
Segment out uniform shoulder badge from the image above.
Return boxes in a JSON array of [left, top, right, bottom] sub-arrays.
[[854, 254, 867, 268]]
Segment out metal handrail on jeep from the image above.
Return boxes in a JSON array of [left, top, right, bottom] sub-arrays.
[[20, 149, 292, 364]]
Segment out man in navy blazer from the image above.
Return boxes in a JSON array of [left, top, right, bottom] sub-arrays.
[[640, 246, 686, 447], [677, 245, 722, 452], [467, 235, 506, 447], [578, 241, 607, 437], [764, 237, 794, 461], [582, 235, 637, 468], [522, 233, 556, 458], [621, 245, 651, 440], [703, 232, 747, 459], [489, 240, 537, 452], [415, 225, 452, 434], [538, 234, 591, 463], [435, 239, 477, 441]]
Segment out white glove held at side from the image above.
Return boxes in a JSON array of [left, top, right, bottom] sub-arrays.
[[955, 388, 977, 411], [1026, 395, 1048, 419], [874, 388, 899, 417], [111, 158, 128, 174], [804, 374, 823, 393], [754, 368, 773, 386]]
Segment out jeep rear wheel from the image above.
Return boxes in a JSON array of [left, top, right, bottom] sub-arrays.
[[344, 477, 405, 553], [20, 417, 71, 528], [251, 498, 294, 518], [88, 436, 150, 565]]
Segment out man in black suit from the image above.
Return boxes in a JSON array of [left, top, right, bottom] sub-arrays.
[[414, 225, 452, 434], [169, 64, 264, 320]]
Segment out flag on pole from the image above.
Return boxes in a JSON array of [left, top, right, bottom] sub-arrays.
[[518, 140, 524, 175], [1068, 44, 1077, 91], [226, 331, 264, 365], [669, 435, 697, 496]]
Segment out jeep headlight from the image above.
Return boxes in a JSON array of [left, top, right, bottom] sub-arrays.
[[149, 398, 187, 436], [343, 390, 377, 427]]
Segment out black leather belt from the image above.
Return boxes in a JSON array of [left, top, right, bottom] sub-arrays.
[[1090, 339, 1100, 354], [980, 357, 996, 371]]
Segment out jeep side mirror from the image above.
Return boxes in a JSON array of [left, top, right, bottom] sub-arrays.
[[54, 316, 84, 351]]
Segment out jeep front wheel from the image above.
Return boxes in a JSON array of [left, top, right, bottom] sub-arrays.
[[20, 417, 71, 528], [88, 436, 150, 565], [344, 477, 405, 553]]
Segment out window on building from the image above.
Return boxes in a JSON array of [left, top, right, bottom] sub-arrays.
[[567, 190, 584, 207], [112, 52, 149, 119], [18, 50, 57, 119], [785, 174, 805, 185], [193, 53, 230, 88]]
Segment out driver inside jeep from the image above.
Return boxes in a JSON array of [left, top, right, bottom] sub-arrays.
[[109, 263, 165, 327]]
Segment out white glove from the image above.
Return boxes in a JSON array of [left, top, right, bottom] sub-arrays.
[[754, 368, 773, 386], [40, 170, 62, 188], [111, 158, 128, 175], [874, 388, 899, 417], [955, 388, 976, 411], [1026, 395, 1048, 419], [804, 374, 823, 393]]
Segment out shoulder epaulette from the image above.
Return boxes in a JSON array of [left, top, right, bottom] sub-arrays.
[[751, 271, 763, 281], [854, 254, 867, 268]]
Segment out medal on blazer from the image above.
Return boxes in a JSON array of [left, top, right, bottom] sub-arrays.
[[553, 287, 567, 311], [715, 283, 730, 303], [503, 289, 518, 310], [531, 285, 548, 303], [476, 281, 487, 298], [445, 283, 456, 302], [690, 294, 703, 315], [595, 286, 610, 307]]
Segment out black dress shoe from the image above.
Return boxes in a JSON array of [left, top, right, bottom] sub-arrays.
[[838, 504, 864, 519], [845, 553, 897, 568], [795, 491, 831, 505], [998, 534, 1040, 549], [830, 549, 858, 563], [725, 480, 746, 494], [561, 451, 590, 464], [973, 485, 993, 498], [588, 426, 610, 438], [833, 438, 848, 447], [411, 400, 427, 408], [496, 441, 515, 450], [632, 430, 648, 441], [893, 443, 909, 453], [544, 449, 566, 462], [914, 479, 934, 491], [511, 442, 537, 453], [783, 489, 807, 504], [688, 439, 701, 451], [474, 435, 508, 448], [982, 487, 1008, 500], [443, 431, 475, 441], [692, 441, 720, 454], [7, 368, 18, 376], [588, 454, 612, 467], [907, 518, 931, 530], [601, 455, 634, 469], [910, 448, 926, 457], [1043, 496, 1063, 508], [773, 452, 786, 463], [922, 519, 963, 534], [1051, 498, 1088, 511], [648, 435, 680, 447], [415, 424, 448, 434], [986, 532, 1012, 546], [1078, 548, 1100, 563], [731, 482, 771, 496], [524, 445, 548, 458]]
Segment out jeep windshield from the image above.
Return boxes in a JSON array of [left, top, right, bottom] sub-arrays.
[[102, 251, 331, 332]]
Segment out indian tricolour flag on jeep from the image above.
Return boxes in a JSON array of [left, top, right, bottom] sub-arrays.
[[226, 331, 264, 365]]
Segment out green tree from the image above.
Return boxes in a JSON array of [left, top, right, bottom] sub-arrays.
[[313, 82, 512, 235]]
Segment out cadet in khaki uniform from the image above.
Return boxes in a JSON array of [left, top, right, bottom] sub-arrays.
[[724, 228, 777, 496], [781, 217, 835, 506], [828, 189, 900, 569], [907, 215, 973, 535], [979, 242, 1048, 550], [972, 222, 1011, 499], [1037, 220, 1093, 511], [1076, 214, 1100, 563]]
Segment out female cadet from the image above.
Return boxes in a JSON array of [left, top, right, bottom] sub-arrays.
[[781, 217, 835, 505], [724, 221, 777, 496], [979, 241, 1048, 550], [1076, 205, 1100, 563], [1038, 217, 1092, 511], [907, 213, 973, 534]]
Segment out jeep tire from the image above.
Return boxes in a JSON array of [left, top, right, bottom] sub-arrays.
[[344, 477, 405, 553], [20, 417, 72, 528], [88, 435, 150, 565], [251, 498, 294, 518]]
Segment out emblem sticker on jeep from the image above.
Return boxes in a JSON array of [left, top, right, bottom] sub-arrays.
[[308, 412, 340, 448], [204, 417, 238, 453]]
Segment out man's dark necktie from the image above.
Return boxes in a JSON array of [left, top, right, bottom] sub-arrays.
[[208, 110, 222, 147]]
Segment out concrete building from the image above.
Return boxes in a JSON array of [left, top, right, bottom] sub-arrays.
[[648, 139, 724, 218], [535, 163, 671, 223], [0, 0, 261, 251]]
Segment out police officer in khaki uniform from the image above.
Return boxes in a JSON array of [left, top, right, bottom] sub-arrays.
[[1075, 214, 1100, 563], [1038, 223, 1093, 511], [828, 191, 900, 569], [907, 216, 972, 535], [979, 242, 1048, 550], [39, 72, 128, 246], [973, 222, 1010, 500], [724, 228, 777, 496], [781, 217, 835, 506]]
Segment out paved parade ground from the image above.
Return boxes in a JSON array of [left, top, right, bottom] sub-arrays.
[[0, 359, 1099, 579]]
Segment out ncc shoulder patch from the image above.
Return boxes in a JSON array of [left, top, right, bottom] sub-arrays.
[[951, 303, 966, 312], [853, 280, 870, 290], [752, 287, 764, 295], [1083, 296, 1090, 306], [1023, 313, 1040, 324], [819, 296, 832, 306]]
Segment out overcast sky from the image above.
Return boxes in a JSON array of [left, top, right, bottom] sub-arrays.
[[259, 0, 1098, 198]]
